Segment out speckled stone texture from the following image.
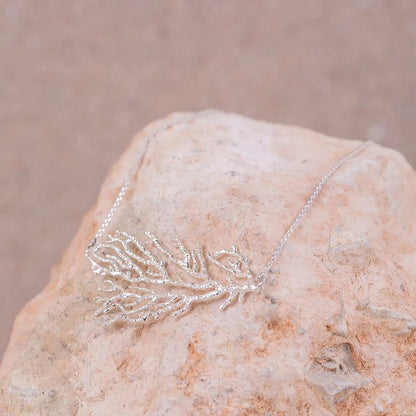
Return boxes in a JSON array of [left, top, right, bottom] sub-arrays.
[[0, 110, 415, 415]]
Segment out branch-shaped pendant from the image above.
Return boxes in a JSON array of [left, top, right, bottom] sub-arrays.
[[85, 231, 260, 325]]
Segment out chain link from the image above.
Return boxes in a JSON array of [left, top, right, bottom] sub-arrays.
[[255, 140, 370, 284], [87, 110, 213, 249]]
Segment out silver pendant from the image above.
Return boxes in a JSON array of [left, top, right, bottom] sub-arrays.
[[85, 231, 261, 325]]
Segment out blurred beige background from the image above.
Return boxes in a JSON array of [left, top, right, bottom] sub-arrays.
[[0, 0, 415, 359]]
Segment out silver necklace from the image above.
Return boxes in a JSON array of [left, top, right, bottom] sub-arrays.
[[85, 111, 370, 325]]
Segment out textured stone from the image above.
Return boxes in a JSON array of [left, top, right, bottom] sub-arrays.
[[304, 343, 368, 411], [0, 110, 415, 415]]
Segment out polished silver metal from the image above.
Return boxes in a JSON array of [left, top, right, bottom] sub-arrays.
[[86, 231, 258, 325], [85, 111, 370, 324]]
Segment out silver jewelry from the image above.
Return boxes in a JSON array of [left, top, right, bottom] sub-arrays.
[[85, 111, 370, 325]]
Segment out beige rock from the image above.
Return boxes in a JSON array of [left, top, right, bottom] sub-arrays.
[[1, 110, 416, 415]]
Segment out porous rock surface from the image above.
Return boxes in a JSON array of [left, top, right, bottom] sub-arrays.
[[0, 110, 415, 415]]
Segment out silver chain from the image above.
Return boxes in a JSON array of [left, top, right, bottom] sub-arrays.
[[87, 111, 370, 283], [87, 110, 212, 249], [255, 139, 370, 284]]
